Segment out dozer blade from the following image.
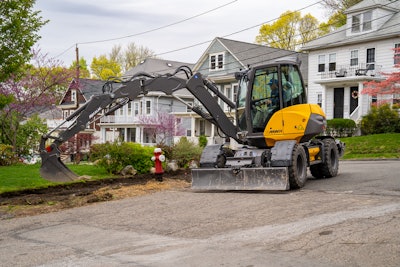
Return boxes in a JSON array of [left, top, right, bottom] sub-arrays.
[[191, 167, 289, 191], [40, 153, 79, 182]]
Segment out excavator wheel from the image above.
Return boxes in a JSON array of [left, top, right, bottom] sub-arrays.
[[310, 138, 339, 179], [288, 144, 307, 189]]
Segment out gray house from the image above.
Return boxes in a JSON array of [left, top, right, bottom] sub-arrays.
[[99, 58, 195, 145], [191, 37, 308, 143]]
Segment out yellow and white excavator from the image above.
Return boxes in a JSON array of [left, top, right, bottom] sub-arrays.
[[40, 58, 344, 190]]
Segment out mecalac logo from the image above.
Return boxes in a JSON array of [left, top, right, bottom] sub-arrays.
[[268, 129, 283, 134]]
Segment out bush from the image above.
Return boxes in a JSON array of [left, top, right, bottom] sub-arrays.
[[90, 142, 154, 174], [198, 135, 208, 148], [171, 137, 203, 168], [360, 104, 400, 135], [0, 144, 17, 166], [326, 118, 357, 137]]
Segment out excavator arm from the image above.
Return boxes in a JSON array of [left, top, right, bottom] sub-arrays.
[[40, 67, 240, 182]]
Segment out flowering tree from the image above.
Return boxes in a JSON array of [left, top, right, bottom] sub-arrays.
[[0, 48, 75, 154], [138, 111, 186, 146], [362, 47, 400, 105]]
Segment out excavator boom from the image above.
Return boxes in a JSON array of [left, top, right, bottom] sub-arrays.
[[40, 68, 240, 182]]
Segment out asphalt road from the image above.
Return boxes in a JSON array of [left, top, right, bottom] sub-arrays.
[[1, 160, 399, 267]]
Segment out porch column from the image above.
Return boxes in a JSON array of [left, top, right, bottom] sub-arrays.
[[100, 127, 106, 143]]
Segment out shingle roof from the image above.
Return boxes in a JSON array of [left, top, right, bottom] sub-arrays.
[[124, 58, 194, 79], [77, 78, 107, 101], [214, 38, 309, 83]]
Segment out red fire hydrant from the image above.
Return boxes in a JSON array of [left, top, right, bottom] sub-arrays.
[[151, 147, 165, 181]]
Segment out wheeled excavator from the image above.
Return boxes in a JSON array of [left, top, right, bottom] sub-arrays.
[[40, 58, 344, 190]]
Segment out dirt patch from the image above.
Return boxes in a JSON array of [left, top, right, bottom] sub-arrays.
[[0, 171, 191, 219]]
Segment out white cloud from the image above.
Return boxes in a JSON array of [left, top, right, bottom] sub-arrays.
[[34, 0, 326, 66]]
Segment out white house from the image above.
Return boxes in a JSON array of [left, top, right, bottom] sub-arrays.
[[302, 0, 400, 121]]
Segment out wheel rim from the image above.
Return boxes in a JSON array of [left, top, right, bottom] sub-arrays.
[[297, 154, 306, 180]]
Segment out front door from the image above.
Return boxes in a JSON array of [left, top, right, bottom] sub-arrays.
[[334, 88, 344, 118]]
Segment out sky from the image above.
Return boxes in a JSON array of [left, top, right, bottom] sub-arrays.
[[34, 0, 328, 67]]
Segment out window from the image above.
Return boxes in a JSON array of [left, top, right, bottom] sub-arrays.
[[199, 120, 206, 136], [127, 102, 132, 116], [134, 102, 139, 116], [145, 100, 151, 115], [318, 55, 325, 72], [317, 93, 323, 108], [209, 53, 224, 71], [71, 89, 77, 102], [363, 11, 372, 31], [350, 50, 359, 66], [329, 53, 336, 71], [351, 14, 360, 33], [395, 44, 400, 65], [366, 48, 375, 70], [119, 106, 123, 115]]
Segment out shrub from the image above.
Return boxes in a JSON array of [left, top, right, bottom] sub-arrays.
[[360, 104, 400, 135], [171, 137, 203, 168], [0, 144, 17, 166], [90, 142, 154, 174], [198, 135, 208, 148], [326, 118, 357, 137]]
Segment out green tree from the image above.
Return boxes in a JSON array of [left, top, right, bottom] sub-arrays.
[[90, 55, 122, 80], [256, 11, 322, 51], [0, 0, 48, 82], [320, 0, 362, 29], [16, 114, 48, 156], [70, 57, 91, 78]]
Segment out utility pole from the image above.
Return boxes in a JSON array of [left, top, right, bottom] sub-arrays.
[[75, 44, 80, 82]]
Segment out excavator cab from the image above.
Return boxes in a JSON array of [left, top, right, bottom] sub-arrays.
[[236, 63, 307, 148]]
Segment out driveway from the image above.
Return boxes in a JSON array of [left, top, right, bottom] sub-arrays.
[[1, 160, 399, 266]]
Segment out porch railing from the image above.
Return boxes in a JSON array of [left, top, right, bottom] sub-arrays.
[[319, 63, 382, 79]]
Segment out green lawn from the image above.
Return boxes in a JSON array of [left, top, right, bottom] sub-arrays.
[[1, 133, 399, 194], [340, 133, 400, 159], [0, 163, 114, 194]]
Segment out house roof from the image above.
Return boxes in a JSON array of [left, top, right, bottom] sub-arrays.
[[302, 0, 400, 51], [195, 37, 309, 83], [59, 78, 106, 106], [345, 0, 400, 14], [77, 78, 108, 101], [124, 58, 194, 79]]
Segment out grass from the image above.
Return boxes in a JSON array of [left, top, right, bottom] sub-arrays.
[[0, 133, 399, 193], [339, 133, 400, 159], [0, 163, 115, 194]]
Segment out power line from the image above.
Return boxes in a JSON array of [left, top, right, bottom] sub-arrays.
[[78, 0, 238, 45]]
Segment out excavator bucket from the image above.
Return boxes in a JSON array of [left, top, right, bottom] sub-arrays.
[[40, 146, 79, 183], [191, 167, 290, 191]]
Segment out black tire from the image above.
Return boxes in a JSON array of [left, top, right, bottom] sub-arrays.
[[310, 138, 339, 179], [288, 144, 308, 189]]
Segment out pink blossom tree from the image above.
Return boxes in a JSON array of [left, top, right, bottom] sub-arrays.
[[362, 47, 400, 106], [138, 111, 186, 146], [0, 48, 75, 154]]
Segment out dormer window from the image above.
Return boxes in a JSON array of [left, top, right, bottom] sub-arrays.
[[351, 11, 372, 33], [363, 11, 372, 31], [210, 52, 224, 71], [351, 15, 360, 33]]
